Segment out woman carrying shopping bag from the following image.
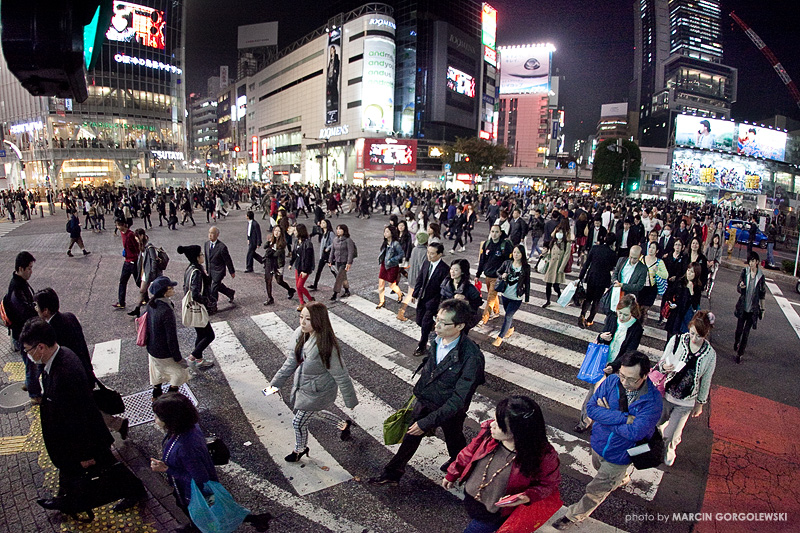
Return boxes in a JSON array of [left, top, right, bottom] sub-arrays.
[[442, 396, 561, 533], [151, 393, 272, 533], [270, 302, 359, 461], [178, 246, 214, 368]]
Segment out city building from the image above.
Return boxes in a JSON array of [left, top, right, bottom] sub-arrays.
[[596, 102, 630, 142], [632, 0, 737, 147], [187, 93, 219, 169], [496, 43, 561, 169], [0, 0, 189, 189]]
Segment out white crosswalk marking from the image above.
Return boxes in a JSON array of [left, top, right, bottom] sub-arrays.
[[91, 339, 121, 378], [209, 320, 353, 496], [335, 296, 663, 501], [0, 219, 28, 237]]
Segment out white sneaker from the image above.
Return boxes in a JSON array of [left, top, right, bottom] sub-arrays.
[[449, 249, 455, 255], [664, 449, 676, 466], [458, 246, 466, 252], [197, 359, 215, 369]]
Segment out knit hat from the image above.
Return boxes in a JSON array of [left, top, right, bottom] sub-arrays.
[[416, 231, 429, 245], [148, 276, 177, 298], [177, 245, 202, 263]]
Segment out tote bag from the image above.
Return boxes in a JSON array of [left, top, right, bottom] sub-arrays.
[[135, 312, 148, 347], [188, 481, 250, 533], [577, 343, 609, 384], [496, 490, 563, 533], [383, 395, 416, 445], [182, 271, 209, 328], [557, 281, 577, 307]]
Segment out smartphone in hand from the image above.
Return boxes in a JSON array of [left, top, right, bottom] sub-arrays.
[[262, 386, 279, 396], [495, 493, 523, 506]]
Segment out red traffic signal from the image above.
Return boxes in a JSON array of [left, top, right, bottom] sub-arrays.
[[234, 146, 240, 152]]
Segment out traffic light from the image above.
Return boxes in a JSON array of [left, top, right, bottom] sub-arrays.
[[628, 180, 639, 193], [234, 146, 240, 152], [1, 0, 113, 102]]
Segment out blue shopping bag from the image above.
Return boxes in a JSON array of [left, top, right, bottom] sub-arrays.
[[188, 480, 250, 533], [577, 343, 610, 384]]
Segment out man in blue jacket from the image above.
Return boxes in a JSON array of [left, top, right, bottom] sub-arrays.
[[553, 351, 662, 530]]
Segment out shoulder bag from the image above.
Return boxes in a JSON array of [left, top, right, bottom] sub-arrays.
[[617, 381, 664, 469], [93, 378, 125, 415], [182, 270, 209, 328]]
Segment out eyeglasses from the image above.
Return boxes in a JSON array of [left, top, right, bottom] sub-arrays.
[[434, 318, 455, 326], [619, 375, 643, 384]]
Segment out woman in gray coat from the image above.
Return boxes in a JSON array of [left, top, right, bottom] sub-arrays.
[[270, 301, 359, 462]]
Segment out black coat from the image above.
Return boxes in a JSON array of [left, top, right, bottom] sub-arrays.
[[598, 315, 644, 369], [204, 239, 235, 282], [413, 259, 450, 327], [579, 244, 617, 290], [247, 220, 263, 248], [41, 347, 113, 469], [7, 273, 36, 340], [585, 224, 607, 249], [145, 298, 181, 361], [293, 239, 315, 274], [49, 312, 94, 384]]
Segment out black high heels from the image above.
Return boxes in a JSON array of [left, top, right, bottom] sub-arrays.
[[284, 447, 309, 462], [340, 420, 352, 441]]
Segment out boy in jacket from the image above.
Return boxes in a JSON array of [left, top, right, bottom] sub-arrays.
[[553, 351, 661, 530]]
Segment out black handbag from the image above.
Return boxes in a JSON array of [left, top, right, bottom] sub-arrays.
[[598, 286, 613, 316], [493, 278, 507, 294], [617, 381, 664, 469], [59, 462, 144, 522], [207, 436, 230, 465], [93, 379, 125, 415], [573, 282, 587, 305]]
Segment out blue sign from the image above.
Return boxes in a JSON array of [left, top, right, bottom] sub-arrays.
[[0, 149, 6, 157], [568, 162, 576, 169], [444, 163, 451, 171], [124, 175, 131, 181]]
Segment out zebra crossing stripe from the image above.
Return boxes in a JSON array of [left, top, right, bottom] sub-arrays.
[[330, 302, 587, 410], [92, 339, 121, 378], [339, 295, 663, 501], [254, 312, 462, 498], [209, 320, 352, 496], [220, 462, 387, 533]]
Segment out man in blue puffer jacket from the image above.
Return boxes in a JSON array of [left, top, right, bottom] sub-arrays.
[[553, 351, 662, 530]]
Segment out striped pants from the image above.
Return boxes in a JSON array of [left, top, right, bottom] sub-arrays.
[[293, 410, 345, 451]]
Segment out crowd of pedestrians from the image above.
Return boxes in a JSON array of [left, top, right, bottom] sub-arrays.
[[4, 180, 793, 532]]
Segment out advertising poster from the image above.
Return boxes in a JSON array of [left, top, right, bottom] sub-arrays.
[[736, 124, 787, 161], [673, 115, 735, 150], [446, 66, 476, 98], [671, 149, 764, 193], [499, 46, 550, 94], [362, 37, 395, 132], [325, 29, 342, 125], [106, 2, 166, 50], [363, 139, 417, 171]]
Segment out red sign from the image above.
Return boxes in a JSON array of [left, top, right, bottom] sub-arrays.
[[251, 136, 258, 163], [362, 139, 417, 172]]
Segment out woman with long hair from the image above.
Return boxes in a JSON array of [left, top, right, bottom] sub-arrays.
[[464, 203, 477, 244], [328, 224, 355, 301], [687, 237, 709, 290], [655, 310, 716, 466], [492, 245, 531, 347], [427, 222, 442, 245], [664, 262, 703, 340], [309, 219, 334, 291], [704, 233, 723, 298], [442, 396, 561, 533], [638, 241, 669, 326], [440, 258, 483, 333], [177, 246, 214, 368], [660, 238, 687, 324], [541, 220, 571, 308], [376, 225, 405, 309], [292, 223, 315, 311], [151, 393, 273, 533], [269, 302, 359, 461], [397, 220, 413, 265], [262, 225, 295, 306]]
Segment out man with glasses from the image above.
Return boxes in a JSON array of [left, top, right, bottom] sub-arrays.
[[20, 318, 145, 513], [411, 242, 450, 357], [370, 299, 486, 485], [553, 351, 661, 530]]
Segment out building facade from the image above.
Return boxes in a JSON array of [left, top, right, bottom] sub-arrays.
[[596, 102, 630, 142], [632, 0, 737, 147], [188, 93, 219, 168], [0, 0, 188, 189]]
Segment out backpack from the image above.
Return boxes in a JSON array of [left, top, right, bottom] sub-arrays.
[[154, 246, 169, 271], [0, 293, 15, 327]]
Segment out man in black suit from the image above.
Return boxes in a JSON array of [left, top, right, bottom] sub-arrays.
[[411, 242, 449, 357], [34, 288, 129, 439], [204, 227, 236, 312], [585, 216, 608, 250], [20, 318, 144, 513], [8, 251, 40, 402], [657, 224, 676, 259], [245, 210, 263, 272]]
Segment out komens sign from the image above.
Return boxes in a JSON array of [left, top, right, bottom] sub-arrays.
[[369, 18, 396, 30]]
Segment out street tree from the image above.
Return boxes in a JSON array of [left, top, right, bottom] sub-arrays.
[[439, 137, 509, 180], [592, 139, 641, 192]]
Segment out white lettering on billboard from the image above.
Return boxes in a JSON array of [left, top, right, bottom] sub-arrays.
[[362, 37, 395, 133], [498, 45, 552, 95]]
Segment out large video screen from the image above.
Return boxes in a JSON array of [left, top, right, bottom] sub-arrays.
[[671, 149, 765, 193], [446, 66, 476, 98], [674, 115, 735, 151], [363, 139, 417, 172], [106, 2, 166, 50], [736, 124, 787, 161], [499, 45, 551, 94]]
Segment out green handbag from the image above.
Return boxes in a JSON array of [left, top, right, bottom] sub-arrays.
[[383, 395, 416, 445]]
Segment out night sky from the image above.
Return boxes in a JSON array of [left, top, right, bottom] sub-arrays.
[[185, 0, 800, 146]]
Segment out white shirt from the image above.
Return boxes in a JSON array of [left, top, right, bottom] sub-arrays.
[[602, 211, 613, 231], [435, 335, 460, 365], [620, 229, 630, 249], [43, 345, 61, 375], [621, 260, 636, 283], [428, 258, 441, 278], [247, 220, 252, 238]]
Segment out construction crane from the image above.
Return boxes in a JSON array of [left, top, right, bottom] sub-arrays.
[[730, 11, 800, 111]]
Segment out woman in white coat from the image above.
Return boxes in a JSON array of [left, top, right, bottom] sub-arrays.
[[270, 301, 359, 462]]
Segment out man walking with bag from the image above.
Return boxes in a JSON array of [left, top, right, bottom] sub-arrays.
[[204, 226, 235, 313], [370, 299, 485, 485]]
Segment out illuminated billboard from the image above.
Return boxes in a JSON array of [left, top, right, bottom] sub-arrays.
[[363, 139, 417, 172], [446, 66, 476, 98], [498, 44, 553, 94], [671, 148, 765, 193], [737, 124, 787, 161], [362, 37, 395, 132], [482, 4, 497, 66], [325, 29, 342, 125], [674, 115, 735, 150], [106, 2, 166, 50]]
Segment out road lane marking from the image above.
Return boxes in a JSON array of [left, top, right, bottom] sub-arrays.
[[210, 320, 352, 496], [766, 282, 800, 342], [92, 339, 121, 378]]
